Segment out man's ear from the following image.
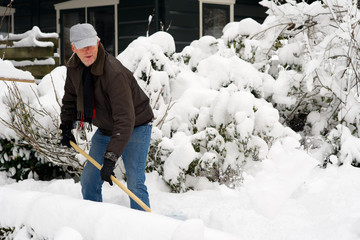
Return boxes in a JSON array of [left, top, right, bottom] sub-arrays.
[[71, 43, 76, 53]]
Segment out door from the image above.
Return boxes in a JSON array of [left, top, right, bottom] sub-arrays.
[[59, 6, 115, 64], [88, 6, 115, 56], [60, 8, 85, 64]]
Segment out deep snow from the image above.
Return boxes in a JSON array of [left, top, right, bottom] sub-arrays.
[[1, 151, 360, 239]]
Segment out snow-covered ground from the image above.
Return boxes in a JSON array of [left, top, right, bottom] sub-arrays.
[[1, 153, 360, 239]]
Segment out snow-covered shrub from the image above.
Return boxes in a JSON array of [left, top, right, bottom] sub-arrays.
[[132, 0, 360, 191], [258, 0, 360, 135], [0, 67, 83, 179], [222, 18, 263, 64], [326, 124, 360, 166], [216, 0, 360, 167], [0, 138, 67, 181], [120, 31, 297, 192], [0, 224, 45, 240]]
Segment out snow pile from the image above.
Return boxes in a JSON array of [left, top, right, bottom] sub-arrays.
[[0, 186, 237, 240], [1, 156, 360, 239], [0, 58, 34, 80], [245, 137, 318, 218]]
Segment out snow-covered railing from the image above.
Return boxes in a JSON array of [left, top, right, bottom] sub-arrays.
[[0, 58, 35, 83], [0, 26, 59, 79]]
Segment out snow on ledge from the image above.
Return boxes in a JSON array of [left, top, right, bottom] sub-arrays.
[[10, 57, 56, 67], [0, 26, 58, 48]]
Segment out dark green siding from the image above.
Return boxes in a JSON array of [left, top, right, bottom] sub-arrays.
[[118, 0, 156, 52], [0, 0, 63, 34], [163, 0, 199, 52], [234, 1, 267, 23]]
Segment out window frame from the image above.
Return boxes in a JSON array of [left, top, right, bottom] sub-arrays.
[[199, 0, 235, 38], [0, 6, 15, 36]]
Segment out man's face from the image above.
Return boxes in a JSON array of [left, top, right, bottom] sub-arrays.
[[71, 40, 99, 67]]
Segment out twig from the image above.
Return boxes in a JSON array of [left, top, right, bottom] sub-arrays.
[[156, 98, 175, 128]]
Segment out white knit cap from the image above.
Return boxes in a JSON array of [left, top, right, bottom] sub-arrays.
[[70, 23, 98, 49]]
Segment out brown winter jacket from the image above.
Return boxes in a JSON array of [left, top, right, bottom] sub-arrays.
[[60, 43, 154, 159]]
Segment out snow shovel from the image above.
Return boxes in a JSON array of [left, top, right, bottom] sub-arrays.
[[69, 141, 151, 212], [0, 77, 35, 83]]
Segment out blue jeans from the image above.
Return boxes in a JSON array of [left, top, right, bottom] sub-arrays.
[[80, 123, 152, 211]]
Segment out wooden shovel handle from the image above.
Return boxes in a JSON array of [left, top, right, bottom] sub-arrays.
[[70, 141, 151, 212], [0, 77, 35, 83]]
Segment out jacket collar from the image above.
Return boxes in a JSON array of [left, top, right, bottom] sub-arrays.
[[67, 42, 106, 76]]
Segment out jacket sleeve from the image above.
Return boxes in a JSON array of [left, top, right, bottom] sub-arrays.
[[104, 71, 135, 159], [60, 73, 77, 126]]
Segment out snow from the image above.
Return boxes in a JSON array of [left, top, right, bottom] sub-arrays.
[[1, 1, 360, 239], [222, 18, 262, 47], [0, 173, 238, 240], [0, 59, 34, 80], [10, 57, 56, 67], [0, 26, 57, 48], [245, 137, 318, 218], [1, 155, 360, 239]]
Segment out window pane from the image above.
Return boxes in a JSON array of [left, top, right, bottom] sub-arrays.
[[0, 17, 9, 37], [88, 6, 115, 56], [203, 4, 229, 38]]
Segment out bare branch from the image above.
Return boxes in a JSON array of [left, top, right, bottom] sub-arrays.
[[0, 82, 83, 176]]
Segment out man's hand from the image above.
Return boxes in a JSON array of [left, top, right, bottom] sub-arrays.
[[101, 158, 116, 185], [60, 124, 76, 147]]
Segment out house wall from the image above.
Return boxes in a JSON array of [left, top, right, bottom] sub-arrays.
[[117, 0, 157, 52], [234, 0, 267, 23], [0, 0, 267, 54], [161, 0, 266, 51], [0, 0, 63, 34], [162, 0, 199, 52]]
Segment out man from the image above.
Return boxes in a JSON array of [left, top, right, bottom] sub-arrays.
[[60, 23, 153, 211]]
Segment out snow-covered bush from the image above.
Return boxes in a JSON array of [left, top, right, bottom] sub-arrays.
[[118, 0, 360, 191], [0, 138, 67, 181], [222, 18, 263, 64], [0, 65, 83, 179], [0, 139, 60, 180], [119, 29, 297, 192], [263, 0, 360, 166], [218, 0, 360, 167], [0, 225, 45, 240]]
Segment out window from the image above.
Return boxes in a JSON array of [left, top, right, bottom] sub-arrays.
[[0, 6, 15, 38], [199, 0, 235, 38], [55, 0, 119, 64], [88, 6, 115, 55], [203, 4, 229, 38]]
